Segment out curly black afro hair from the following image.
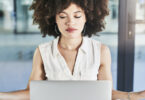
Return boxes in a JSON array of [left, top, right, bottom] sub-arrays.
[[30, 0, 109, 38]]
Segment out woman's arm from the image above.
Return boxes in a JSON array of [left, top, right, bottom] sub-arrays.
[[0, 47, 46, 100], [112, 90, 145, 100], [98, 44, 145, 100], [0, 89, 29, 100]]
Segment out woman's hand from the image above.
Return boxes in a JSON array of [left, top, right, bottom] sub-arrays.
[[129, 90, 145, 100], [139, 90, 145, 99]]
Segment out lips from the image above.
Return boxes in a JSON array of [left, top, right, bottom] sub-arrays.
[[66, 27, 77, 33]]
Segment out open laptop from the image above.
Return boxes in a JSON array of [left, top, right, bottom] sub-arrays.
[[30, 80, 112, 100]]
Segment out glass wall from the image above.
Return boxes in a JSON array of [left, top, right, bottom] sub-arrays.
[[16, 0, 39, 33], [134, 0, 145, 91], [0, 0, 14, 34], [0, 0, 40, 34]]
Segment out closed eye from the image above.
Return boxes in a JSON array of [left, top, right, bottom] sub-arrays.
[[59, 16, 82, 19], [59, 16, 66, 19], [75, 16, 81, 18]]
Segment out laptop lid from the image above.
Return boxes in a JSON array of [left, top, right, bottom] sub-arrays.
[[30, 80, 112, 100]]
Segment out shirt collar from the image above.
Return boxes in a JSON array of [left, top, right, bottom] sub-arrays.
[[52, 36, 89, 57], [52, 36, 60, 57], [79, 36, 89, 54]]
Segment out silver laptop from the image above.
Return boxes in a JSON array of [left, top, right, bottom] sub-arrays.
[[30, 80, 112, 100]]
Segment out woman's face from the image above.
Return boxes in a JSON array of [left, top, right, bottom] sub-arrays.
[[56, 3, 86, 39]]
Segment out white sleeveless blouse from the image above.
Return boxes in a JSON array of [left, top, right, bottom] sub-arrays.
[[39, 36, 101, 80]]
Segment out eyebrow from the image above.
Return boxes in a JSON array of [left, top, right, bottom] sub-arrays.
[[60, 11, 82, 14]]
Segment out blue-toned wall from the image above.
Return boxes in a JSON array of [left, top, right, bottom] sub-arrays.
[[0, 61, 32, 92]]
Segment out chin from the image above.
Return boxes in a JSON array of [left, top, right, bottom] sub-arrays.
[[61, 31, 82, 39], [67, 34, 82, 39]]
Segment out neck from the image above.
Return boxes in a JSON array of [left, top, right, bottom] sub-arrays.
[[58, 36, 83, 51]]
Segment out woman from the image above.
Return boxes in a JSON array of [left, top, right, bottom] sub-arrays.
[[0, 0, 145, 100]]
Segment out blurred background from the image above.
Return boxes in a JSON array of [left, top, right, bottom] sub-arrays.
[[0, 0, 145, 92]]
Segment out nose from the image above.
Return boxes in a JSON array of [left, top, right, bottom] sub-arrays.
[[65, 17, 75, 26]]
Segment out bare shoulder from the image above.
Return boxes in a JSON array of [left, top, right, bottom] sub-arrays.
[[100, 43, 111, 66], [32, 47, 44, 73], [33, 47, 43, 64], [26, 47, 45, 89], [101, 44, 110, 55], [34, 47, 40, 55], [97, 43, 112, 81]]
